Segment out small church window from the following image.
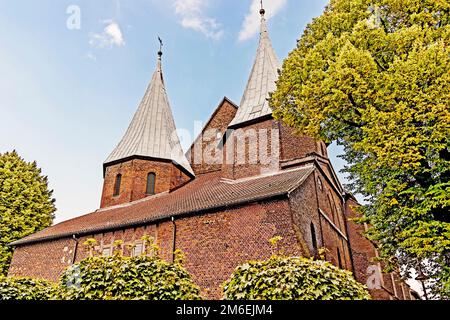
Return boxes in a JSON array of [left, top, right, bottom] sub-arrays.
[[146, 173, 156, 195], [102, 247, 112, 257], [114, 174, 122, 197], [334, 203, 342, 231], [337, 248, 343, 269], [327, 194, 337, 225], [310, 223, 318, 254], [132, 242, 144, 257]]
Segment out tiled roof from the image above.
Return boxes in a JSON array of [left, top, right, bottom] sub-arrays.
[[11, 166, 314, 246], [229, 12, 280, 128], [104, 53, 194, 176]]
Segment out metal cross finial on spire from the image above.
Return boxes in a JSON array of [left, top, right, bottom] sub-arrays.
[[157, 36, 163, 58], [260, 0, 265, 16]]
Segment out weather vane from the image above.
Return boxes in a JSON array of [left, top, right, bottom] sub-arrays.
[[158, 36, 163, 57], [260, 0, 265, 16]]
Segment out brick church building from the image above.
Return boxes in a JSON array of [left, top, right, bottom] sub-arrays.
[[8, 7, 417, 300]]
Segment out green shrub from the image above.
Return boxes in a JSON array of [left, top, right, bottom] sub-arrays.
[[59, 239, 201, 300], [0, 277, 60, 300], [223, 256, 371, 300]]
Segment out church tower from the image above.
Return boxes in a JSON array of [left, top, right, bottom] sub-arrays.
[[101, 45, 194, 208], [222, 5, 327, 180]]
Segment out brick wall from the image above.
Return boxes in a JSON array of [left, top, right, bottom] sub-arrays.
[[221, 118, 325, 180], [278, 123, 323, 161], [9, 238, 76, 281], [175, 200, 301, 298], [9, 198, 303, 299], [344, 196, 415, 300], [313, 167, 352, 272], [288, 171, 352, 271], [222, 119, 280, 180], [187, 98, 238, 176], [315, 169, 347, 239], [101, 159, 191, 208]]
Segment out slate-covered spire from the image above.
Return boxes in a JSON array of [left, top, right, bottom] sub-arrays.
[[105, 45, 194, 176], [229, 4, 281, 128]]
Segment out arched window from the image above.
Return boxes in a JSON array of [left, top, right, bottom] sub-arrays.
[[337, 248, 343, 269], [146, 172, 156, 195], [310, 223, 318, 254], [131, 242, 144, 257], [102, 247, 112, 257], [334, 203, 343, 231], [113, 174, 122, 196]]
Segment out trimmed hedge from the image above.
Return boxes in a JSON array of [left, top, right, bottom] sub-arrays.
[[223, 256, 371, 300], [0, 277, 60, 300]]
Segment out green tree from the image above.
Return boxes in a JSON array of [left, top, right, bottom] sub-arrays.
[[270, 0, 450, 298], [59, 238, 201, 300], [223, 256, 370, 300], [0, 151, 56, 276]]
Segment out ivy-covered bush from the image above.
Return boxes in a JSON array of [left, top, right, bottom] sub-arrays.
[[223, 256, 371, 300], [59, 238, 201, 300], [0, 277, 60, 300]]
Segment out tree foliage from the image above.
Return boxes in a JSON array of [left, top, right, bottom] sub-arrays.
[[223, 256, 370, 300], [270, 0, 450, 298], [59, 238, 201, 300], [0, 151, 56, 276], [0, 276, 60, 300]]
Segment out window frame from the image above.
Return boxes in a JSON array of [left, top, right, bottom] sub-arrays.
[[310, 222, 318, 254], [131, 242, 144, 257], [102, 246, 112, 257], [327, 193, 337, 225], [146, 172, 156, 195], [113, 174, 122, 197], [337, 247, 343, 269]]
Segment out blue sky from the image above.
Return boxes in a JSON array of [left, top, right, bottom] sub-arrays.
[[0, 0, 344, 223]]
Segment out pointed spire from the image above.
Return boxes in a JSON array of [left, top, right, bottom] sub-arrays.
[[229, 3, 281, 128], [105, 40, 194, 176]]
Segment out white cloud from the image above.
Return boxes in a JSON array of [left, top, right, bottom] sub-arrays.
[[238, 0, 287, 42], [89, 20, 125, 49], [173, 0, 223, 40]]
